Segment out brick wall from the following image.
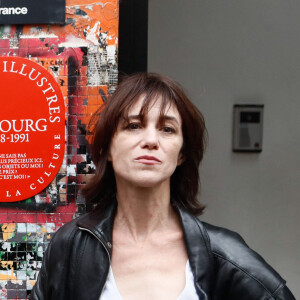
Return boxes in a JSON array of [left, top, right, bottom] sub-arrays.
[[0, 1, 118, 298]]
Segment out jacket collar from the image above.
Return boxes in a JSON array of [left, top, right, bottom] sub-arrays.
[[77, 201, 117, 256], [77, 200, 214, 299]]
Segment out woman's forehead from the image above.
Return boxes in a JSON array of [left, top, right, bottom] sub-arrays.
[[126, 95, 180, 118]]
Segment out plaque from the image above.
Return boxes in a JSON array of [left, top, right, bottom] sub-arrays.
[[0, 57, 65, 202]]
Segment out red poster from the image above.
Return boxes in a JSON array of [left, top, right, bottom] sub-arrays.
[[0, 57, 65, 202]]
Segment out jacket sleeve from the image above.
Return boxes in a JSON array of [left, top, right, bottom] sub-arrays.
[[29, 240, 51, 300], [203, 222, 296, 300], [29, 217, 81, 300], [273, 284, 296, 300]]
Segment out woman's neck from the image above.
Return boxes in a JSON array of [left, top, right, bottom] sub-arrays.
[[114, 181, 179, 244]]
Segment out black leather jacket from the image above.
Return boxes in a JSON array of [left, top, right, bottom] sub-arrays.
[[30, 202, 295, 300]]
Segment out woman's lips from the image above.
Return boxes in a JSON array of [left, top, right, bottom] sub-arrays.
[[134, 155, 162, 164]]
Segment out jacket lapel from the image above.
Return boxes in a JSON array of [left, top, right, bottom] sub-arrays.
[[178, 208, 215, 299]]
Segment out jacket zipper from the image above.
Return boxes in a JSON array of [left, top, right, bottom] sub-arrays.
[[78, 226, 111, 298]]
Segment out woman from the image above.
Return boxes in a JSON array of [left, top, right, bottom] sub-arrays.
[[30, 73, 295, 299]]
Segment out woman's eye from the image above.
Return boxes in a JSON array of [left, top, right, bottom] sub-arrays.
[[126, 123, 141, 130], [162, 126, 175, 133]]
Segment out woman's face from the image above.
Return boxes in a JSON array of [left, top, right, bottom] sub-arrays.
[[108, 96, 184, 189]]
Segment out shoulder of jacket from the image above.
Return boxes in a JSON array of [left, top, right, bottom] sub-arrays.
[[200, 221, 286, 296], [48, 214, 86, 251]]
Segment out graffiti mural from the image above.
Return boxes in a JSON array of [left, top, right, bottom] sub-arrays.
[[0, 1, 118, 298]]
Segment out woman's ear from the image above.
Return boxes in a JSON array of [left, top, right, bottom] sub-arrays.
[[107, 151, 112, 161], [177, 152, 185, 166], [101, 148, 112, 161]]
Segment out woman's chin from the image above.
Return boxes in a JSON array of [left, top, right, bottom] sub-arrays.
[[127, 177, 170, 189]]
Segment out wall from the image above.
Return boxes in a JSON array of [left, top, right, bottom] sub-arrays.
[[148, 0, 300, 297], [0, 1, 118, 298]]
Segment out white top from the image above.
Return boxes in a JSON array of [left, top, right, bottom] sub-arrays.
[[100, 260, 199, 300]]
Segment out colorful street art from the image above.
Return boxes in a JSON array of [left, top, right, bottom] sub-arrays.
[[0, 1, 118, 298]]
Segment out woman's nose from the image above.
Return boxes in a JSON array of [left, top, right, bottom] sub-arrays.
[[140, 127, 159, 150]]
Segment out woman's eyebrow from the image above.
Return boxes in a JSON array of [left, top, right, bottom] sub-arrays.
[[160, 115, 180, 125], [127, 114, 141, 119], [126, 114, 180, 125]]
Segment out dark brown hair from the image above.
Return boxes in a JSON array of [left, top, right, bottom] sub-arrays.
[[83, 72, 207, 215]]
